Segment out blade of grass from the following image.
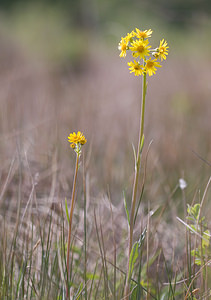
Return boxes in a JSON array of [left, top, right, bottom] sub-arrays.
[[108, 195, 117, 300], [123, 191, 130, 227], [146, 204, 150, 300], [65, 198, 70, 224], [136, 228, 147, 300], [94, 208, 108, 299], [99, 218, 109, 297], [163, 255, 176, 300], [88, 260, 99, 300], [94, 266, 103, 300]]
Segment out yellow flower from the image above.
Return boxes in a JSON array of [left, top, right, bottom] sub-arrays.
[[68, 131, 87, 146], [128, 60, 143, 76], [125, 31, 135, 43], [118, 37, 128, 58], [154, 39, 169, 61], [144, 58, 161, 76], [118, 28, 168, 77], [135, 28, 153, 40], [130, 39, 150, 59], [79, 134, 87, 145]]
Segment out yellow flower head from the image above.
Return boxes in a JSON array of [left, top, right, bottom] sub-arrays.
[[144, 58, 161, 76], [68, 131, 87, 146], [130, 39, 150, 59], [119, 28, 168, 77], [154, 39, 169, 61], [135, 28, 153, 40], [125, 31, 135, 43], [128, 60, 143, 76], [118, 37, 128, 58]]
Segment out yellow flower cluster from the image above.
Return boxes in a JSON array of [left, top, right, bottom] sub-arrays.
[[118, 28, 169, 76], [68, 131, 87, 154]]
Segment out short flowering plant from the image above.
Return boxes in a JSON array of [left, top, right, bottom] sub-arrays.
[[118, 28, 169, 76], [66, 130, 86, 298]]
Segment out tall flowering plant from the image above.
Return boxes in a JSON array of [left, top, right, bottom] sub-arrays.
[[118, 28, 169, 299]]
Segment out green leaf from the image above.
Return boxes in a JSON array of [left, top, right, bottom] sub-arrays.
[[73, 282, 83, 300], [187, 204, 192, 215], [190, 224, 197, 232], [194, 258, 202, 266], [202, 230, 210, 248], [123, 191, 130, 226], [141, 250, 160, 279], [65, 197, 70, 224], [138, 227, 147, 248], [192, 203, 200, 220], [132, 143, 137, 166], [72, 245, 82, 255], [128, 242, 139, 280], [140, 134, 145, 153], [191, 249, 199, 257], [186, 216, 195, 222], [86, 272, 100, 280], [187, 203, 201, 220]]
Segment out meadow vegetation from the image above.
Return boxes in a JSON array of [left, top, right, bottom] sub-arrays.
[[0, 4, 210, 299]]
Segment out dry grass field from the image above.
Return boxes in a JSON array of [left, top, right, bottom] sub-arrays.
[[0, 12, 210, 298]]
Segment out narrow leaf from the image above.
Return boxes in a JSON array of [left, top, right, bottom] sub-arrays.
[[140, 134, 145, 154], [73, 282, 83, 300], [65, 197, 70, 224], [128, 242, 139, 280], [123, 191, 130, 226], [132, 143, 137, 171]]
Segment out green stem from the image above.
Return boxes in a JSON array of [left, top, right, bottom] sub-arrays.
[[125, 72, 147, 299], [130, 72, 147, 256], [66, 153, 79, 299], [83, 157, 87, 300]]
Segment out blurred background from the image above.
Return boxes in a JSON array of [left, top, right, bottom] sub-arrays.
[[0, 0, 210, 220]]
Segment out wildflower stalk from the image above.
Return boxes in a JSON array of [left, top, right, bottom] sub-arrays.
[[119, 28, 168, 298], [125, 71, 147, 299], [66, 131, 87, 298], [66, 152, 79, 298]]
